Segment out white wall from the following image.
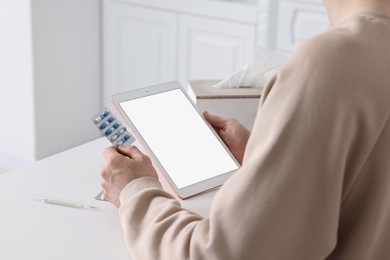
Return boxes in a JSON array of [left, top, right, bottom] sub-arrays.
[[32, 0, 101, 159], [0, 0, 36, 164], [0, 0, 101, 167]]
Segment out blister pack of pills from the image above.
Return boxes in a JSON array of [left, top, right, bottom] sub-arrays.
[[92, 107, 136, 147]]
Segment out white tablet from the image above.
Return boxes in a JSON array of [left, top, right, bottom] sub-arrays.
[[111, 81, 240, 199]]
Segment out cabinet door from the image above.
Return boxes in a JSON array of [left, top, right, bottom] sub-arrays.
[[178, 15, 256, 84], [103, 1, 177, 102], [276, 1, 328, 54]]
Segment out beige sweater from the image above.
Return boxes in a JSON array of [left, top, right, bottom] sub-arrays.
[[118, 12, 390, 259]]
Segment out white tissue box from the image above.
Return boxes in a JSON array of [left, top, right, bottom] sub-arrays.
[[188, 80, 261, 130]]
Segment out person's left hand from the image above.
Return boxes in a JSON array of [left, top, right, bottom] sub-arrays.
[[100, 145, 158, 208]]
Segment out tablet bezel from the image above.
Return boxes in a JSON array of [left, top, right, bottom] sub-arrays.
[[111, 81, 240, 199]]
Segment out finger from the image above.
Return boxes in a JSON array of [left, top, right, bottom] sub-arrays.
[[117, 145, 144, 161], [100, 179, 108, 190], [103, 146, 119, 159], [99, 167, 108, 179], [203, 111, 226, 129]]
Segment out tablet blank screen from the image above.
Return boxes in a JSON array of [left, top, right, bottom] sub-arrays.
[[119, 89, 239, 189]]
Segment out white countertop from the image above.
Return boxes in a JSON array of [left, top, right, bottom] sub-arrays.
[[0, 138, 215, 259]]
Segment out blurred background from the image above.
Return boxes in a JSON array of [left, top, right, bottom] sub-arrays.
[[0, 0, 328, 172]]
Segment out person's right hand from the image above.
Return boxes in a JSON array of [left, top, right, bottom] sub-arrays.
[[203, 111, 250, 165]]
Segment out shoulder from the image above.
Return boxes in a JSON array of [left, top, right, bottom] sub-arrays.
[[261, 25, 366, 110], [275, 25, 361, 96], [291, 26, 358, 74]]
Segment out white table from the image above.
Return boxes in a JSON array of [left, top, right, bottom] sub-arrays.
[[0, 138, 215, 259]]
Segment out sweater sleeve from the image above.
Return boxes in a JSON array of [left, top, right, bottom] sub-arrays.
[[118, 33, 370, 259]]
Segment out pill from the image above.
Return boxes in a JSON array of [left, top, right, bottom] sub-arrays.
[[105, 128, 113, 135], [111, 133, 120, 141], [118, 134, 131, 144], [99, 122, 108, 129], [93, 108, 135, 148], [94, 117, 102, 123]]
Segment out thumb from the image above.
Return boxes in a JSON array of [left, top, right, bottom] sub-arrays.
[[117, 145, 144, 161], [203, 111, 226, 129]]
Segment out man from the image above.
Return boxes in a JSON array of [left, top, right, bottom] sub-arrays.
[[100, 0, 390, 258]]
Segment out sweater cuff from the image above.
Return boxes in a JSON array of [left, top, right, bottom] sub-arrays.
[[119, 177, 163, 204]]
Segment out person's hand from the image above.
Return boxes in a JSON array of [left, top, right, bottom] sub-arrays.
[[100, 145, 158, 208], [203, 111, 250, 165]]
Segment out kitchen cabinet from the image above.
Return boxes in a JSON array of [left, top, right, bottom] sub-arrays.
[[102, 0, 258, 102], [178, 14, 256, 84], [103, 2, 177, 100], [103, 0, 330, 101], [275, 0, 328, 54]]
